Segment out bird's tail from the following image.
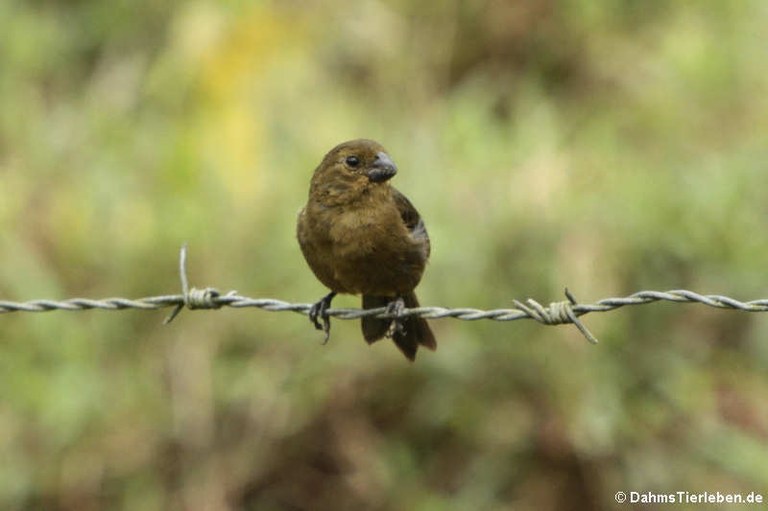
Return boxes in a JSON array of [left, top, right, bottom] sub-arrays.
[[361, 292, 437, 361]]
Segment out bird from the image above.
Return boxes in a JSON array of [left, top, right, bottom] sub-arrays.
[[296, 139, 436, 361]]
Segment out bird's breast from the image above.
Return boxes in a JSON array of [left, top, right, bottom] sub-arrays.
[[299, 192, 427, 295]]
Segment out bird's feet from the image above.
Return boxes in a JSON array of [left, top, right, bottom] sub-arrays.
[[309, 291, 337, 344], [385, 296, 406, 338]]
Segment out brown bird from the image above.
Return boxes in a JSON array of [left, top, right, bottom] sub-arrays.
[[297, 139, 436, 361]]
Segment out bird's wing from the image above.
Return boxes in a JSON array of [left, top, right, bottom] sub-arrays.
[[392, 187, 430, 259]]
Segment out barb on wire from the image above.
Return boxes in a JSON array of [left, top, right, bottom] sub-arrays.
[[1, 245, 767, 344], [163, 243, 237, 324]]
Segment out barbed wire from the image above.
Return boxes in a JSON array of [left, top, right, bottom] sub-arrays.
[[1, 245, 766, 344]]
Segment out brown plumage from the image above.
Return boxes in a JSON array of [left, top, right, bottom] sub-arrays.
[[296, 139, 436, 361]]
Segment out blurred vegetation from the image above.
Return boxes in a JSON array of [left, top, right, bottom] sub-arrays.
[[2, 0, 768, 510]]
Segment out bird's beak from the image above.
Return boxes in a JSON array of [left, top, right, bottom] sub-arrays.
[[367, 152, 398, 183]]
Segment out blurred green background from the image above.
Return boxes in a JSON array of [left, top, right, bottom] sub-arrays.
[[2, 1, 767, 510]]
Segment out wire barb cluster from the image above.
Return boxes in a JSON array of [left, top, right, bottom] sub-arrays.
[[1, 246, 766, 344]]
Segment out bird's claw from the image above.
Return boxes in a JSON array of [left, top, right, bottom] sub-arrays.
[[385, 297, 406, 338], [308, 301, 325, 331], [309, 291, 336, 344]]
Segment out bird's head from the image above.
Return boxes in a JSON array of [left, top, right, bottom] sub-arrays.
[[309, 139, 398, 205]]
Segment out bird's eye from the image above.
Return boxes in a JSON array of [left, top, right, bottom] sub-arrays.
[[345, 156, 360, 168]]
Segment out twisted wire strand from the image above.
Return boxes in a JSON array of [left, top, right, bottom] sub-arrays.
[[1, 246, 766, 345], [2, 289, 766, 317]]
